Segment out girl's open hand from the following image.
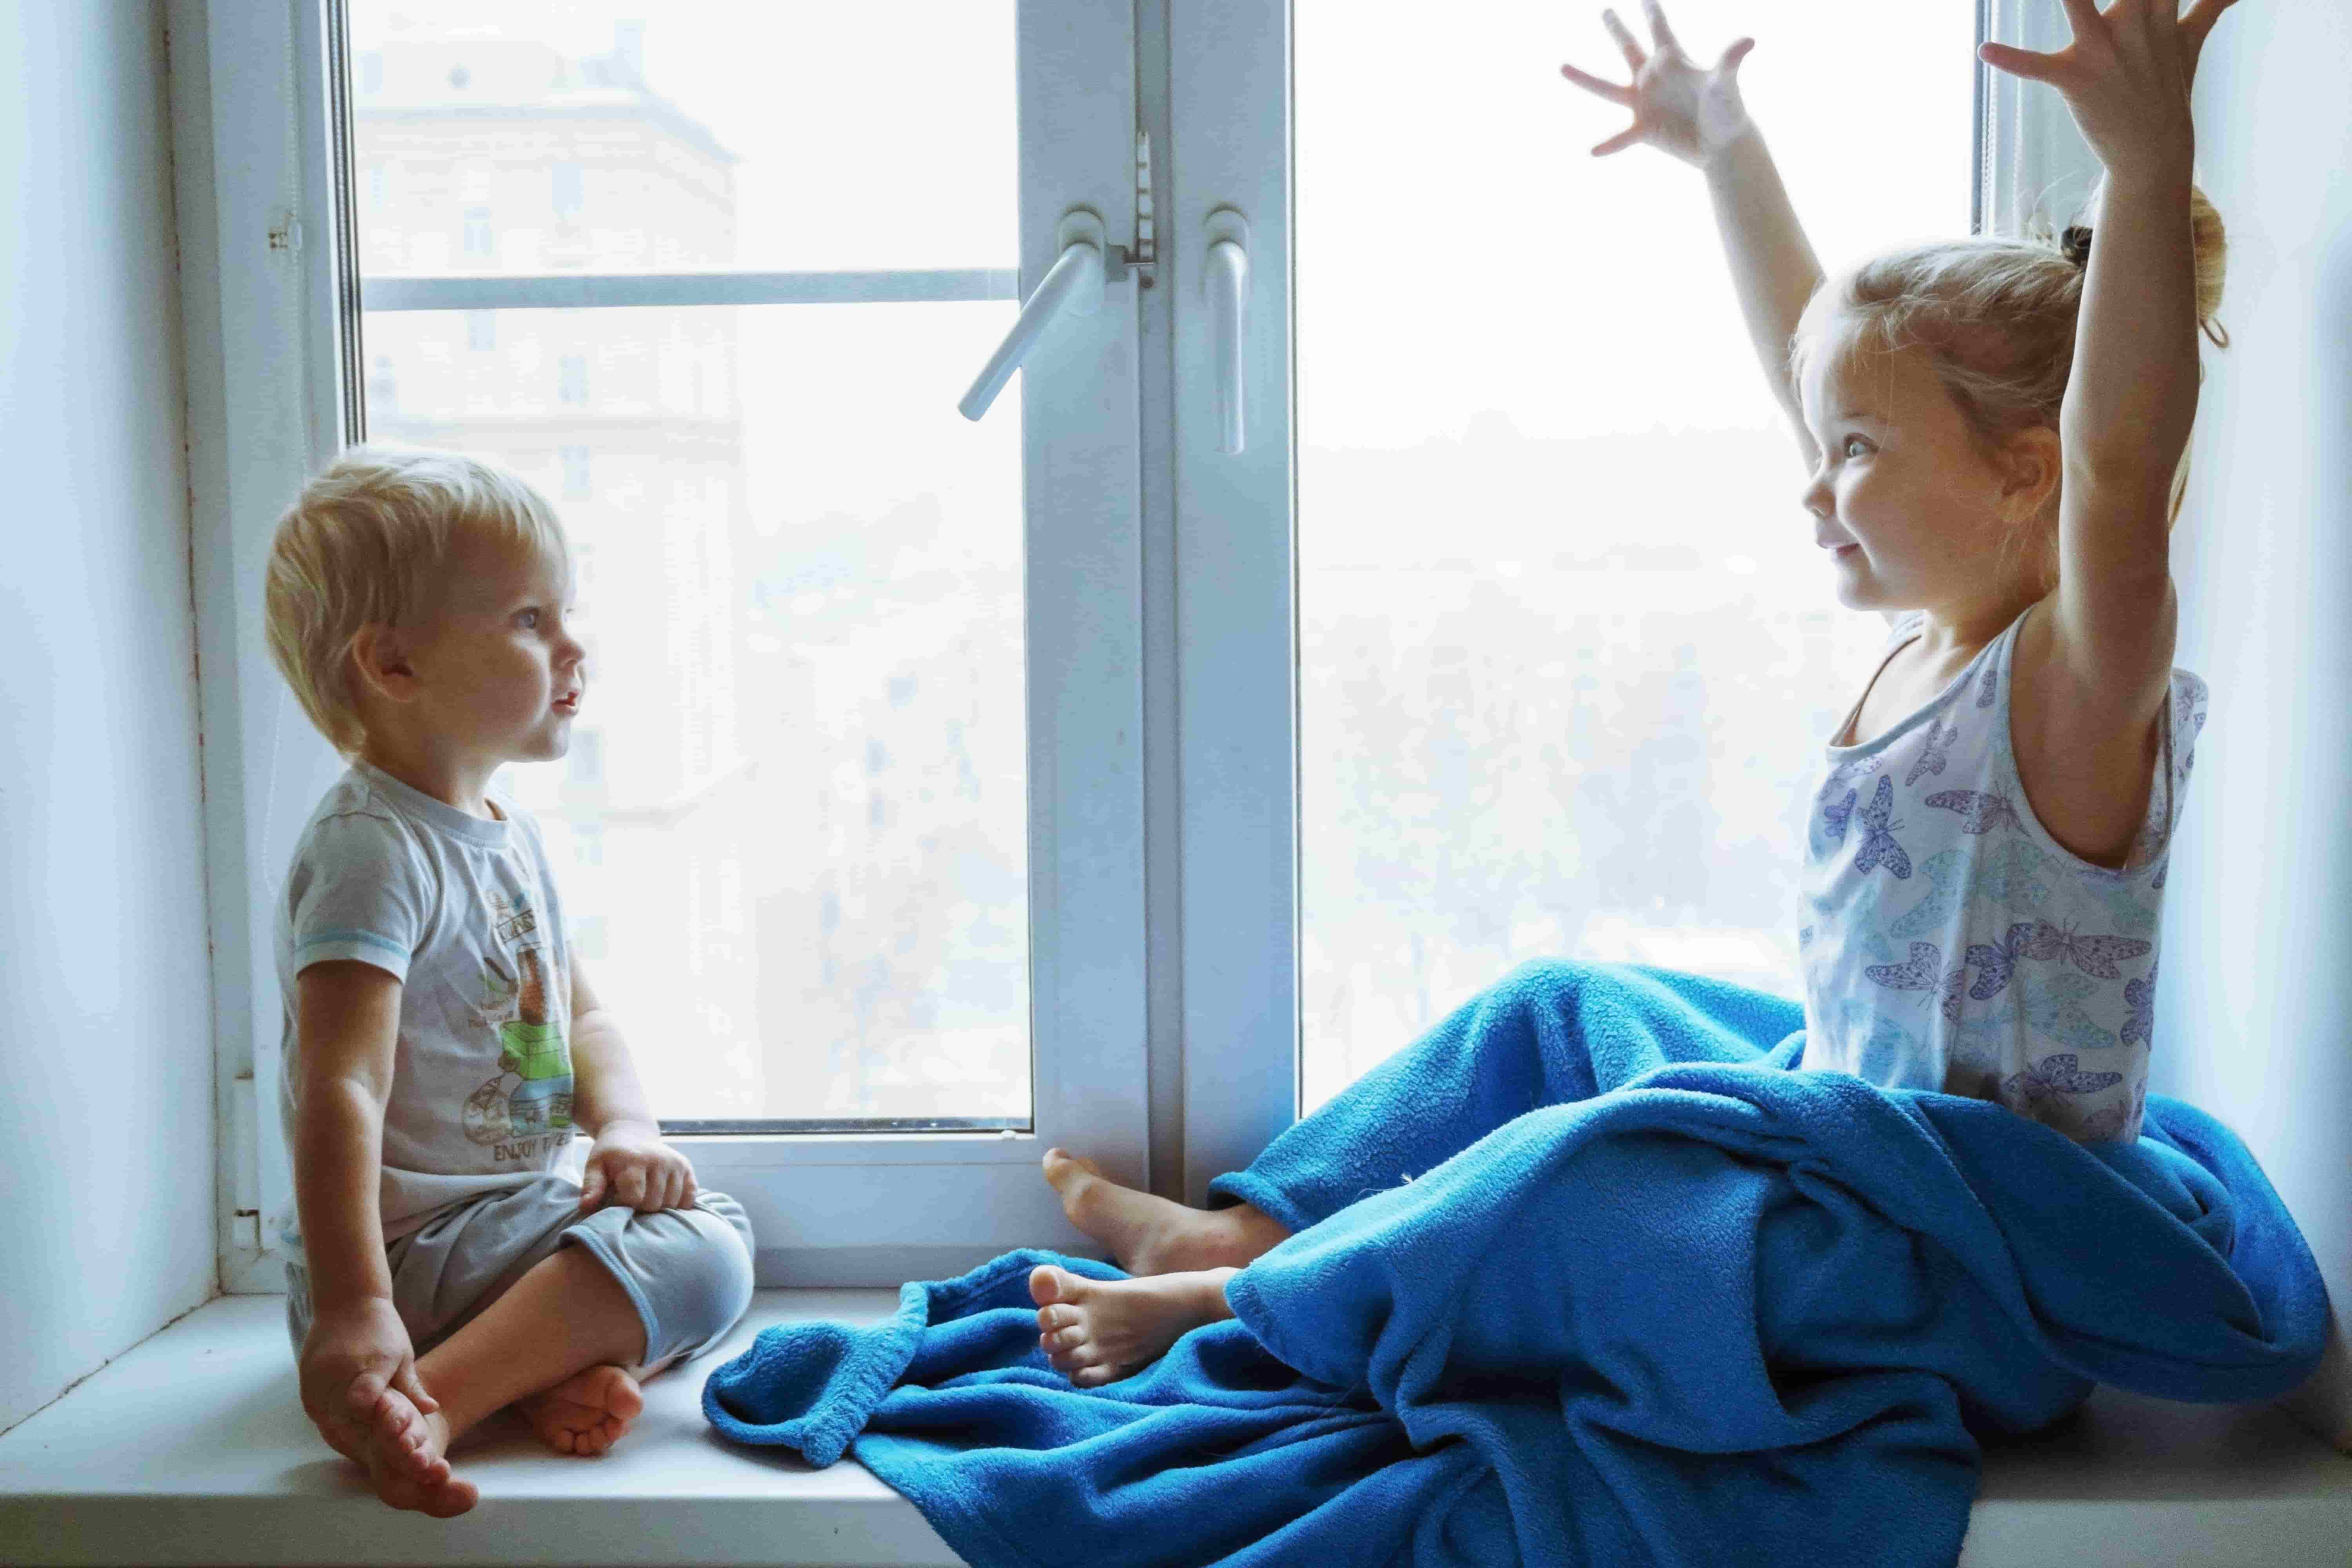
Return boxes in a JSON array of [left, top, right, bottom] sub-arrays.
[[1978, 0, 2239, 182], [1559, 0, 1758, 169]]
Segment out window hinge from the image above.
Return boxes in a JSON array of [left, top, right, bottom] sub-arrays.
[[232, 1070, 263, 1254], [1129, 130, 1156, 288], [267, 209, 305, 256]]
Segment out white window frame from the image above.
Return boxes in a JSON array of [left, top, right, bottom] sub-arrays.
[[190, 0, 2020, 1289], [185, 0, 1147, 1290]]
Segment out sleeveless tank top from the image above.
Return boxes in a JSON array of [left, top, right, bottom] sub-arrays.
[[1797, 605, 2207, 1143]]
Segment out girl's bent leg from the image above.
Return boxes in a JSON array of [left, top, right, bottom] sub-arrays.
[[1210, 958, 1787, 1233]]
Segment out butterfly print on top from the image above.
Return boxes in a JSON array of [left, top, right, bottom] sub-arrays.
[[2121, 959, 2158, 1050], [1799, 606, 2205, 1148], [1864, 940, 1968, 1024], [1838, 776, 1911, 880], [1906, 715, 1960, 787], [2002, 1052, 2125, 1105], [1924, 788, 2019, 835]]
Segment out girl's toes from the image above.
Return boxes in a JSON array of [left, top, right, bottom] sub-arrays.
[[1029, 1263, 1073, 1307]]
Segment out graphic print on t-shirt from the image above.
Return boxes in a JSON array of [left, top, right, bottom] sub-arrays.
[[460, 889, 573, 1160]]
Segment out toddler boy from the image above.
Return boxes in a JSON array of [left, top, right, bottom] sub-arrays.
[[264, 446, 754, 1515]]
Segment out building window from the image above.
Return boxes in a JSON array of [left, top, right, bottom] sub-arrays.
[[568, 727, 604, 787], [359, 50, 383, 94], [365, 354, 396, 414], [557, 354, 589, 405], [465, 310, 495, 352], [552, 162, 584, 221], [462, 206, 494, 260], [561, 444, 593, 498], [572, 914, 609, 961]]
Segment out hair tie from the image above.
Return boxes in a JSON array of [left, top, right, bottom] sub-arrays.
[[2060, 224, 2093, 270]]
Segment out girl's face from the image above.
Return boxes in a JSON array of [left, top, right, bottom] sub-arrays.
[[1795, 331, 2043, 613]]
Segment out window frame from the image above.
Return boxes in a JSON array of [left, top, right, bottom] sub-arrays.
[[190, 0, 2020, 1291], [187, 0, 1150, 1290]]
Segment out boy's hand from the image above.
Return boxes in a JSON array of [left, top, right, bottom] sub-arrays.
[[1559, 0, 1758, 169], [580, 1120, 699, 1212], [298, 1296, 436, 1461]]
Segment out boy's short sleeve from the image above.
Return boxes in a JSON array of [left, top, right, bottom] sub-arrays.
[[285, 811, 434, 982]]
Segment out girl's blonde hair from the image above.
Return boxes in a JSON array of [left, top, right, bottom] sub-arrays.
[[264, 445, 568, 755], [1789, 181, 2229, 590]]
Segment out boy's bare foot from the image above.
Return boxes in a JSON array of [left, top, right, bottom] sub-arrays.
[[355, 1380, 477, 1516], [1041, 1148, 1289, 1276], [1029, 1262, 1236, 1388], [516, 1363, 646, 1456]]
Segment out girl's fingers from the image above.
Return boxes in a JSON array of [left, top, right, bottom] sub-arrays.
[[1715, 36, 1755, 77], [1559, 60, 1633, 105], [1601, 9, 1647, 72], [2056, 0, 2105, 43], [1977, 40, 2066, 84], [1592, 122, 1646, 157], [1640, 0, 1684, 57]]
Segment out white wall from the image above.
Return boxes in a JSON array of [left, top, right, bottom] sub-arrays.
[[2157, 7, 2352, 1444], [0, 0, 215, 1432]]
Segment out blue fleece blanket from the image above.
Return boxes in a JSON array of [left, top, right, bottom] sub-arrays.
[[702, 963, 2327, 1568]]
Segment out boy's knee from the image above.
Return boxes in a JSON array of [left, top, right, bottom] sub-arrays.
[[655, 1194, 756, 1360]]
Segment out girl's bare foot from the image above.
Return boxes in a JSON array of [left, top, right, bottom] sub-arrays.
[[516, 1363, 646, 1456], [1041, 1148, 1290, 1276], [355, 1381, 477, 1516], [1029, 1262, 1236, 1388]]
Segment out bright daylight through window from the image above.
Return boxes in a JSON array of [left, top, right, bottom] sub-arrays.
[[1297, 0, 1977, 1110], [347, 2, 1029, 1128]]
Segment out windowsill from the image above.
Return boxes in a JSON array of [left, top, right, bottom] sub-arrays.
[[2, 1292, 2346, 1568]]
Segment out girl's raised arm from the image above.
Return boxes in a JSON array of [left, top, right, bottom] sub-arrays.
[[1561, 2, 1826, 471], [1980, 0, 2237, 707]]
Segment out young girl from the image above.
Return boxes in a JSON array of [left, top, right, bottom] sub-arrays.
[[1025, 0, 2240, 1387]]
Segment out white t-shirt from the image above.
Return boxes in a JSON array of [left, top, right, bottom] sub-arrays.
[[275, 760, 576, 1252]]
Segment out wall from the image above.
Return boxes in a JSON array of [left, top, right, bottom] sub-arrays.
[[2157, 6, 2352, 1445], [0, 0, 214, 1432]]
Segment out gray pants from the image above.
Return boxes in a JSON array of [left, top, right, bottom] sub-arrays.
[[285, 1177, 755, 1370]]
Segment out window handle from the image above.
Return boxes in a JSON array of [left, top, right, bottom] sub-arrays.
[[958, 210, 1110, 422], [1204, 208, 1250, 455]]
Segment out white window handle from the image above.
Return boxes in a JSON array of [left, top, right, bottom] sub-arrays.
[[958, 210, 1107, 422], [1204, 208, 1250, 455]]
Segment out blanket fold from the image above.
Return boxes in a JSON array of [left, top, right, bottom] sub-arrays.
[[704, 962, 2327, 1568]]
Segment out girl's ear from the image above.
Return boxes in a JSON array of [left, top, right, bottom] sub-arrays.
[[348, 623, 420, 704], [1997, 426, 2064, 523]]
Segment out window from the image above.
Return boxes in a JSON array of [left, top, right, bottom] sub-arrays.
[[191, 0, 1989, 1285], [552, 161, 584, 222], [555, 352, 587, 405], [560, 443, 592, 499]]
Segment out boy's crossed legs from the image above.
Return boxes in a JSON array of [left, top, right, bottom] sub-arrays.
[[310, 1180, 754, 1514]]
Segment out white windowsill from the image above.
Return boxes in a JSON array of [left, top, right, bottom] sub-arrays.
[[2, 1290, 2347, 1568]]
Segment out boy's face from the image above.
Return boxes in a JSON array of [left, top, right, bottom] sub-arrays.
[[399, 529, 586, 766]]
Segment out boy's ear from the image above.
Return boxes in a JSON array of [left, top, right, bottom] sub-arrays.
[[348, 623, 420, 704]]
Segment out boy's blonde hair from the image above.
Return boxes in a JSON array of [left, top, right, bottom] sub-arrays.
[[264, 445, 568, 755], [1789, 183, 2229, 589]]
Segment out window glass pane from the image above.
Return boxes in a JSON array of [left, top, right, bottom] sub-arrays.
[[349, 2, 1013, 274], [1297, 0, 1977, 1110], [348, 3, 1029, 1126]]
